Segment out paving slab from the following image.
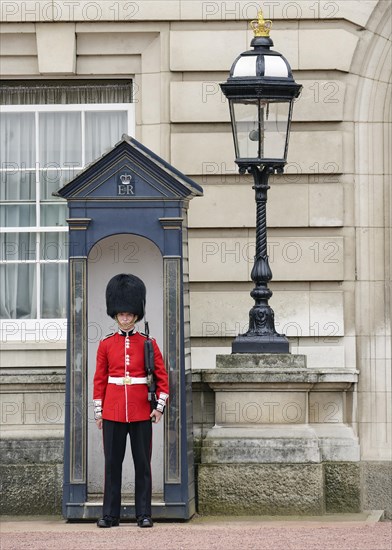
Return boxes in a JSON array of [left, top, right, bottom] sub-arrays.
[[0, 512, 391, 550]]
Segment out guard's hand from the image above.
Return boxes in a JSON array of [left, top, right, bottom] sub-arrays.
[[96, 418, 103, 430], [150, 410, 163, 424]]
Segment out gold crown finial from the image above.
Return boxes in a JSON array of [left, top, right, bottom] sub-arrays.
[[250, 10, 272, 37]]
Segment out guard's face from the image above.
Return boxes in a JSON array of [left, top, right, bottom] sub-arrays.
[[116, 312, 138, 330]]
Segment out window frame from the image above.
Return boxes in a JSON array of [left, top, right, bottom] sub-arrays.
[[1, 101, 135, 341]]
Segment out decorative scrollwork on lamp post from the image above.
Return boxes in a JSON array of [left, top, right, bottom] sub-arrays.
[[220, 10, 302, 353]]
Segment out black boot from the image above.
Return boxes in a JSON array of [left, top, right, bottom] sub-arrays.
[[137, 515, 153, 528], [97, 515, 120, 528]]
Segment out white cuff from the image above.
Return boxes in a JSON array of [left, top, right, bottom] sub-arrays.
[[156, 393, 168, 413], [157, 393, 168, 404]]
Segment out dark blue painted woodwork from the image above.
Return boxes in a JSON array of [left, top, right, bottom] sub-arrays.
[[56, 136, 202, 259], [58, 134, 202, 520], [56, 135, 202, 200]]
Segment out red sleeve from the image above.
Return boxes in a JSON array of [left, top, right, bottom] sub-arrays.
[[152, 339, 169, 398], [93, 339, 109, 401]]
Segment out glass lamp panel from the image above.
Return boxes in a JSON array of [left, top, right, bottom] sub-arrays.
[[230, 99, 292, 161], [230, 100, 259, 159], [263, 101, 292, 160]]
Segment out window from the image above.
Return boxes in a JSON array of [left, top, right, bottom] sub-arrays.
[[0, 81, 134, 340]]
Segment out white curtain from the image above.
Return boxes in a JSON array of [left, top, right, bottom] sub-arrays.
[[0, 263, 37, 319], [39, 112, 82, 167], [40, 230, 69, 315], [0, 116, 36, 228], [0, 112, 35, 167], [0, 114, 37, 318], [41, 263, 67, 318], [0, 232, 37, 318], [0, 82, 132, 105], [85, 111, 127, 164]]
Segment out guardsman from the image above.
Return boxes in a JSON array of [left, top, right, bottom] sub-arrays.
[[93, 273, 169, 528]]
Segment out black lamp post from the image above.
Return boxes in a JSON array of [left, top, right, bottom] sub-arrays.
[[220, 11, 302, 353]]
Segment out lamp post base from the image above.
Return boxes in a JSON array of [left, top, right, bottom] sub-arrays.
[[232, 333, 289, 354]]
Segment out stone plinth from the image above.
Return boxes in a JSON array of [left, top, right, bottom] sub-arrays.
[[215, 354, 307, 369], [197, 354, 360, 515]]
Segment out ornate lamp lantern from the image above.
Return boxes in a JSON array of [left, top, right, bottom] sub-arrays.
[[220, 10, 302, 353]]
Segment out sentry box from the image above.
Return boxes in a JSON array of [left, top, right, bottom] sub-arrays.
[[55, 135, 203, 520]]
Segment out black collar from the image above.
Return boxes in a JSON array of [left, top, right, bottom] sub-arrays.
[[118, 329, 135, 337]]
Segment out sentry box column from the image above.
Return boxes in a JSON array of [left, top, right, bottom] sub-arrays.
[[55, 135, 203, 520]]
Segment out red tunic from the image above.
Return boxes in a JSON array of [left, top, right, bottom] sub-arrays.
[[93, 331, 169, 423]]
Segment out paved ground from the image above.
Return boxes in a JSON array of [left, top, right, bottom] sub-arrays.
[[0, 512, 391, 550]]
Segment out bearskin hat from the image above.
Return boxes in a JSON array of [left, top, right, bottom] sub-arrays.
[[106, 273, 146, 319]]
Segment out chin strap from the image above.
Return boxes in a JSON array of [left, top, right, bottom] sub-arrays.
[[115, 314, 136, 333]]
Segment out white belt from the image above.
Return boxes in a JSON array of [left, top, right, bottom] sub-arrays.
[[108, 375, 148, 386]]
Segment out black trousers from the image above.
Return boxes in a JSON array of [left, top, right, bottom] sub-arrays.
[[102, 419, 152, 519]]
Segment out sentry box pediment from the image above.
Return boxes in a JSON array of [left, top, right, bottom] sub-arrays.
[[58, 135, 202, 521], [55, 134, 202, 202]]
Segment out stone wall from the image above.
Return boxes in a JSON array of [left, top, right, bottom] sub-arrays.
[[196, 460, 391, 518], [1, 437, 63, 515], [0, 367, 391, 518], [0, 344, 65, 515]]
